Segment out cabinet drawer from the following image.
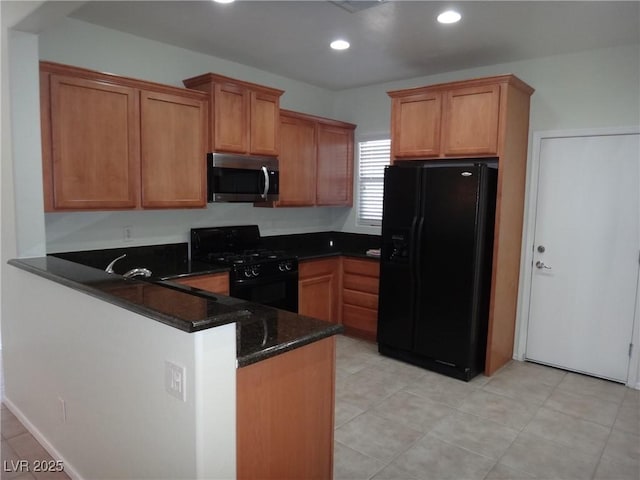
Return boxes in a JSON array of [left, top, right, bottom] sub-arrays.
[[343, 289, 378, 310], [343, 273, 379, 295], [174, 272, 229, 295], [299, 258, 339, 279], [342, 304, 377, 335], [342, 258, 380, 277]]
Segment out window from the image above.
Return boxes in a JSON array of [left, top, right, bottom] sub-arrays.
[[357, 139, 391, 226]]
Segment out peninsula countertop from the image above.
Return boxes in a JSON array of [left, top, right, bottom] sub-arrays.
[[8, 256, 342, 367]]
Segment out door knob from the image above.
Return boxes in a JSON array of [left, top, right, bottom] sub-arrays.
[[535, 261, 552, 270]]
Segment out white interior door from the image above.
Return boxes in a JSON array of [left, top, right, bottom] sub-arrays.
[[526, 132, 640, 382]]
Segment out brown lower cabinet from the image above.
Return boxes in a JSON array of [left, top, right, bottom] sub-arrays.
[[298, 257, 341, 323], [299, 256, 381, 341], [237, 336, 336, 480], [172, 272, 230, 295], [341, 258, 380, 342]]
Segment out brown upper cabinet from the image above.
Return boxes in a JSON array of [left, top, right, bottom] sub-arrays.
[[270, 110, 355, 207], [183, 73, 284, 156], [40, 61, 208, 211], [278, 113, 317, 206], [316, 122, 354, 206], [388, 75, 533, 160], [140, 91, 209, 208]]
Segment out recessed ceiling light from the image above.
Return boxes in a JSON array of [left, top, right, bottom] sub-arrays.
[[437, 10, 461, 24], [213, 0, 235, 4], [330, 39, 350, 51]]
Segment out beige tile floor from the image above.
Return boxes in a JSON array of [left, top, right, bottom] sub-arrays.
[[1, 336, 638, 480], [334, 335, 640, 480]]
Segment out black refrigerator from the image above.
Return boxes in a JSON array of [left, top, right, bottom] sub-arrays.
[[377, 162, 497, 381]]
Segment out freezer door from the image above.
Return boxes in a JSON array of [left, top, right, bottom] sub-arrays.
[[377, 166, 421, 350], [412, 166, 492, 368]]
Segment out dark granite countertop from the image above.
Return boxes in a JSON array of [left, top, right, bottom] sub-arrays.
[[49, 232, 380, 281], [51, 243, 230, 280], [8, 257, 342, 367], [30, 231, 378, 364], [262, 231, 381, 262]]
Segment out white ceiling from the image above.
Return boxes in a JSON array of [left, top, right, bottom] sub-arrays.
[[54, 1, 640, 90]]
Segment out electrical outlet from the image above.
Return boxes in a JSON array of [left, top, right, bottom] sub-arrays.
[[123, 225, 134, 243], [58, 397, 66, 423], [165, 361, 186, 402]]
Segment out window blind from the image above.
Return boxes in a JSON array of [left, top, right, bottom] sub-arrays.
[[357, 139, 390, 226]]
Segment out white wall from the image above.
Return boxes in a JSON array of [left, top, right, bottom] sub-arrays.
[[45, 205, 344, 253], [9, 29, 46, 257], [332, 43, 640, 234], [1, 0, 52, 358], [37, 17, 347, 253], [3, 267, 236, 479]]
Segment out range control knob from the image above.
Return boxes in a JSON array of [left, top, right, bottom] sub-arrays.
[[251, 266, 260, 277], [243, 269, 252, 278], [278, 261, 293, 272], [279, 261, 293, 272]]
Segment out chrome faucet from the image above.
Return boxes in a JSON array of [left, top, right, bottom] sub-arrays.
[[105, 254, 127, 274], [122, 267, 152, 279], [105, 253, 152, 279]]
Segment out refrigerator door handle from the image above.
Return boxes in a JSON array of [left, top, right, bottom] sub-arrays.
[[415, 216, 425, 281], [409, 215, 419, 286]]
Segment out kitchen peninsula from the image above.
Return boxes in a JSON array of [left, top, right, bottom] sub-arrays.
[[5, 252, 343, 479]]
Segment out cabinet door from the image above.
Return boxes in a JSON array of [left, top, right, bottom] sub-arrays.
[[442, 84, 501, 156], [47, 75, 140, 210], [391, 92, 442, 159], [214, 82, 248, 153], [278, 114, 316, 206], [299, 258, 340, 323], [342, 258, 380, 341], [316, 124, 353, 206], [237, 337, 335, 480], [250, 90, 280, 156], [140, 91, 207, 208], [173, 272, 229, 295]]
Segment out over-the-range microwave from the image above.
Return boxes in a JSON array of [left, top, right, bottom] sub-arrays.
[[207, 153, 279, 203]]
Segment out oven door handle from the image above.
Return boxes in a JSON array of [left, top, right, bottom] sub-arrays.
[[261, 166, 269, 200]]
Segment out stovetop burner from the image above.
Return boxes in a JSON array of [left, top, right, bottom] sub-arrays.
[[190, 226, 296, 271]]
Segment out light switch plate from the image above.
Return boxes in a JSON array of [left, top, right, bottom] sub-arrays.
[[165, 360, 186, 402]]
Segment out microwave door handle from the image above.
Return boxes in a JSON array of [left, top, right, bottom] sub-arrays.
[[261, 166, 269, 199]]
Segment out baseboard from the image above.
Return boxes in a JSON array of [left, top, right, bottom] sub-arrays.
[[2, 396, 83, 480]]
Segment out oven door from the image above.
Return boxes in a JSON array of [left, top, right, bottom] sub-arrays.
[[230, 271, 298, 313]]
